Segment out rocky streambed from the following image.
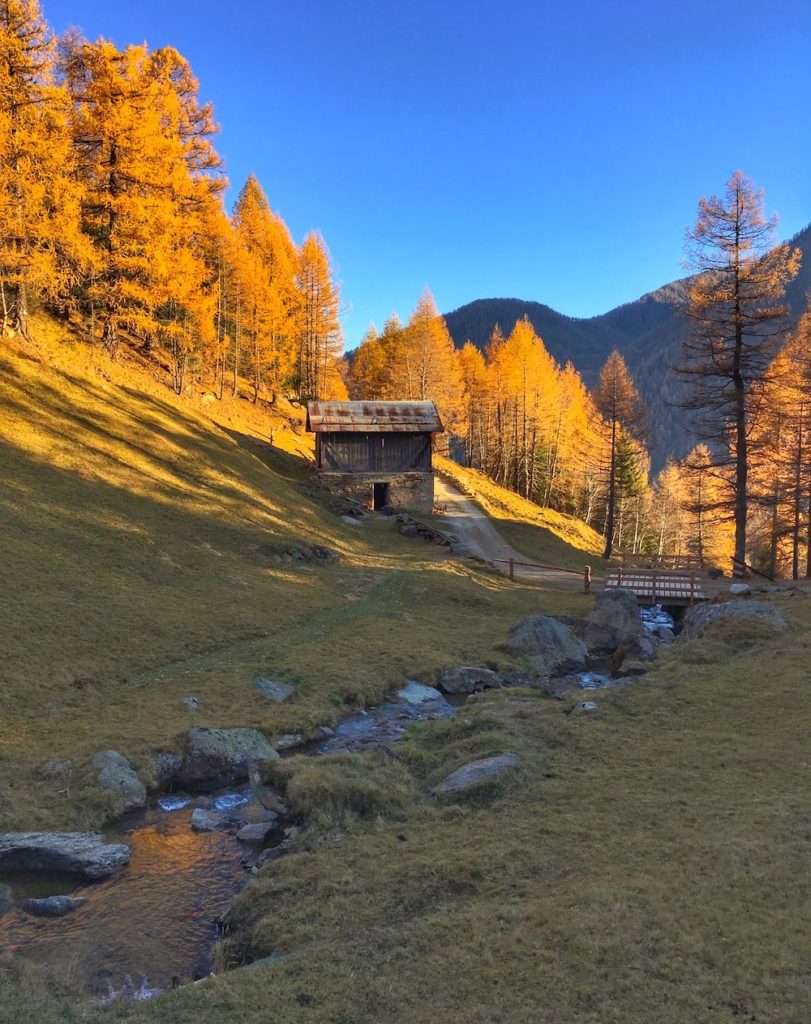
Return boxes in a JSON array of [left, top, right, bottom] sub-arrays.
[[0, 590, 685, 1002]]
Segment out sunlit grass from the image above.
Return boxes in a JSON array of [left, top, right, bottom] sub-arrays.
[[435, 455, 606, 568], [0, 321, 593, 833]]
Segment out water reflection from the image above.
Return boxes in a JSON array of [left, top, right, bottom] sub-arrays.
[[0, 805, 250, 998]]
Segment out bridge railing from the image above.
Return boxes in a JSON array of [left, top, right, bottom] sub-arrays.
[[492, 558, 593, 592]]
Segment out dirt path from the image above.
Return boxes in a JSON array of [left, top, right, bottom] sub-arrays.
[[434, 476, 587, 591]]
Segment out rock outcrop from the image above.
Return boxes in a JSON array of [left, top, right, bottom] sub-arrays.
[[504, 616, 587, 674], [91, 750, 147, 815], [681, 601, 788, 641], [177, 728, 279, 787], [432, 753, 520, 794], [0, 833, 130, 880]]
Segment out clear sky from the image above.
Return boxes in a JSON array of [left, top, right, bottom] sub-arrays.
[[43, 0, 811, 348]]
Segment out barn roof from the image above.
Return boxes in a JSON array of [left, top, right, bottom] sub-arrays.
[[306, 400, 444, 433]]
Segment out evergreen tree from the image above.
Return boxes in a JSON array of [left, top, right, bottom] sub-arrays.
[[592, 349, 647, 558]]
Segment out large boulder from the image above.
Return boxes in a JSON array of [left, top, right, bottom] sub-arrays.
[[585, 588, 642, 652], [0, 833, 130, 880], [681, 601, 788, 641], [438, 666, 502, 695], [504, 616, 587, 674], [177, 728, 279, 788], [91, 750, 146, 815], [432, 753, 519, 795]]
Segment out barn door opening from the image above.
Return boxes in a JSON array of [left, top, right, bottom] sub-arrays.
[[373, 482, 390, 511]]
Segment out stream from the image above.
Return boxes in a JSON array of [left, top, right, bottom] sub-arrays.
[[0, 686, 459, 1001], [0, 613, 675, 1002]]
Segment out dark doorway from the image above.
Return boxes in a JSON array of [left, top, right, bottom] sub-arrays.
[[373, 482, 390, 511]]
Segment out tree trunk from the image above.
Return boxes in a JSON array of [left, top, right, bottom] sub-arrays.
[[602, 416, 617, 559]]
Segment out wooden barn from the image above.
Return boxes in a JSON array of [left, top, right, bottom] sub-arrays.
[[306, 400, 444, 513]]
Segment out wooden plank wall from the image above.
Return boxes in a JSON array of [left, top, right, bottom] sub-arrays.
[[320, 432, 432, 473]]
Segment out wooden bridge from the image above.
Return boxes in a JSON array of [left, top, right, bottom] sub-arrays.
[[604, 553, 710, 606]]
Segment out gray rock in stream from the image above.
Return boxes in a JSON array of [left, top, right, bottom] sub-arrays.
[[585, 588, 643, 652], [432, 753, 520, 795], [177, 728, 279, 787], [0, 833, 130, 880], [191, 808, 228, 832], [236, 819, 278, 844], [24, 895, 88, 917], [438, 666, 502, 694], [397, 681, 445, 703], [504, 616, 587, 674], [91, 750, 147, 815], [611, 633, 657, 677]]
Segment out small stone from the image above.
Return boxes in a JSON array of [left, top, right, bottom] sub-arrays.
[[575, 700, 599, 713], [341, 515, 363, 527], [183, 696, 201, 709], [190, 808, 225, 832], [254, 678, 296, 703], [312, 726, 335, 741], [729, 582, 752, 596], [24, 895, 88, 918], [236, 820, 277, 844], [432, 753, 520, 795]]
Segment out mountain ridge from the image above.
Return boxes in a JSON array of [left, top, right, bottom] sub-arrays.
[[444, 223, 811, 471]]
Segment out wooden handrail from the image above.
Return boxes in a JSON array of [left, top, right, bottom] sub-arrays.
[[493, 558, 593, 592]]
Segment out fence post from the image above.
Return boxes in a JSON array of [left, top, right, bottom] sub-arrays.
[[584, 565, 591, 593], [509, 558, 514, 580]]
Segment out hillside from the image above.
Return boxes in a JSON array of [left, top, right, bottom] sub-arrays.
[[444, 222, 811, 471], [0, 317, 595, 832], [1, 320, 809, 1024]]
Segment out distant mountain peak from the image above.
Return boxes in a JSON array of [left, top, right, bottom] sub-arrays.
[[443, 223, 811, 472]]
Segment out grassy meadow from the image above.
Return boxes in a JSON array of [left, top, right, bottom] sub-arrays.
[[0, 321, 592, 831], [2, 604, 809, 1024], [0, 322, 807, 1023]]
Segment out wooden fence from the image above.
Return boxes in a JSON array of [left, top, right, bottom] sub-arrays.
[[492, 558, 593, 592]]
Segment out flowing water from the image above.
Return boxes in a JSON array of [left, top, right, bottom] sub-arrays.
[[0, 799, 256, 1000], [0, 688, 458, 1000]]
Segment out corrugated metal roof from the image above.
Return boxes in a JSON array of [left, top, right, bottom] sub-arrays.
[[306, 401, 444, 433]]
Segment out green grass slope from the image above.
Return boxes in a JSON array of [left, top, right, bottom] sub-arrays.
[[3, 610, 809, 1024], [0, 324, 591, 831]]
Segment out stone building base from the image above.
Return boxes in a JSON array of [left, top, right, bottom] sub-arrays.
[[317, 472, 434, 514]]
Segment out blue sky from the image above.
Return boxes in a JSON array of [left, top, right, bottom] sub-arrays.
[[43, 0, 811, 348]]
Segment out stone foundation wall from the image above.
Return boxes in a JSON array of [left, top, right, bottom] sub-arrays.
[[317, 472, 434, 513]]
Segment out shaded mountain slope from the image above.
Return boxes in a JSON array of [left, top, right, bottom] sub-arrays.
[[445, 223, 811, 471]]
